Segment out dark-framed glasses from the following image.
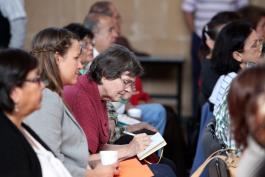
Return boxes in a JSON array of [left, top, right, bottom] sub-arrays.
[[120, 78, 135, 89], [24, 76, 43, 85]]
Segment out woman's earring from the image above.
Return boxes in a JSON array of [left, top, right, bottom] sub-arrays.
[[14, 102, 19, 113]]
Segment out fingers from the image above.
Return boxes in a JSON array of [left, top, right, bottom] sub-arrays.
[[132, 133, 151, 152], [112, 163, 120, 175]]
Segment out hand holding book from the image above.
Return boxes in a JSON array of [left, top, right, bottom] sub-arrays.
[[127, 133, 151, 158], [124, 131, 167, 160]]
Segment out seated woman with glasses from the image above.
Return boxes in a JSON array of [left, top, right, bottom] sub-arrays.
[[25, 27, 118, 177], [208, 20, 263, 149], [63, 23, 94, 74], [0, 49, 73, 177], [64, 44, 151, 158], [63, 44, 176, 177]]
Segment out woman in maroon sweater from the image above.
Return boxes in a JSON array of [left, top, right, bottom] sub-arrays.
[[64, 44, 177, 177], [64, 44, 151, 157]]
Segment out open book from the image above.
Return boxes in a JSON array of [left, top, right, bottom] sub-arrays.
[[137, 132, 167, 160]]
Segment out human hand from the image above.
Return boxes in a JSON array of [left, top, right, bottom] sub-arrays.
[[128, 133, 151, 156], [127, 122, 157, 133], [86, 163, 119, 177]]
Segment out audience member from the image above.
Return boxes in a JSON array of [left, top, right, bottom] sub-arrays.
[[64, 44, 150, 155], [209, 21, 263, 148], [0, 49, 72, 177], [83, 12, 118, 56], [0, 0, 27, 48], [88, 1, 149, 56], [64, 44, 176, 177], [64, 23, 94, 74], [228, 65, 265, 177], [199, 11, 241, 104], [181, 0, 248, 118], [238, 5, 265, 40], [86, 1, 167, 136], [25, 27, 118, 177], [190, 12, 241, 175]]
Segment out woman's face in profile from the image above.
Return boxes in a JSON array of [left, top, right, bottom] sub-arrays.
[[256, 16, 265, 40], [57, 39, 83, 86], [80, 37, 94, 64], [241, 30, 263, 63], [16, 68, 44, 116], [101, 71, 135, 102]]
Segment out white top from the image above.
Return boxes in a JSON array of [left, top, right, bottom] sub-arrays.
[[0, 0, 26, 20], [0, 0, 27, 48], [181, 0, 248, 37], [209, 72, 237, 108], [93, 48, 100, 58], [22, 128, 72, 177]]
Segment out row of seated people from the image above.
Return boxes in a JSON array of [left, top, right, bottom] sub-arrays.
[[190, 5, 265, 177], [0, 34, 176, 177], [0, 1, 182, 177]]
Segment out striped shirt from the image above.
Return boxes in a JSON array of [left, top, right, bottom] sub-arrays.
[[182, 0, 248, 37]]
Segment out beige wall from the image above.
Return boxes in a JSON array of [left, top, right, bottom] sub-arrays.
[[24, 0, 265, 116]]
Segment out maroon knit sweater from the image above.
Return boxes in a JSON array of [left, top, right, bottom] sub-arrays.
[[63, 75, 110, 154]]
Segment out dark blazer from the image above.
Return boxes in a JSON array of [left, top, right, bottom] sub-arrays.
[[0, 111, 52, 177]]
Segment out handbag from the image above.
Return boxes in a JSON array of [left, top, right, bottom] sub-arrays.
[[191, 148, 240, 177]]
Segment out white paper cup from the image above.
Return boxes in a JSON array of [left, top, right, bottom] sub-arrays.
[[100, 151, 118, 165], [127, 108, 142, 119]]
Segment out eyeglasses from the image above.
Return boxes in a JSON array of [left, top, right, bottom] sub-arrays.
[[250, 39, 263, 49], [120, 78, 135, 89], [24, 76, 43, 85], [238, 39, 264, 53]]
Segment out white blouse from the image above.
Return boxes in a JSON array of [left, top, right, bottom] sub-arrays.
[[22, 128, 72, 177]]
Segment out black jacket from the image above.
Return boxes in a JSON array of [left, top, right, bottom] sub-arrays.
[[0, 111, 52, 177]]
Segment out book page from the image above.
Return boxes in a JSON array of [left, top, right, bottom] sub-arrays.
[[137, 132, 167, 160]]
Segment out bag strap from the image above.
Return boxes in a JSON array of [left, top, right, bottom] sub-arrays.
[[190, 148, 237, 177]]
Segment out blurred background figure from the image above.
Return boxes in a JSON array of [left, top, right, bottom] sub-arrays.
[[0, 0, 27, 48], [238, 5, 265, 40], [238, 5, 265, 61], [228, 65, 265, 177], [181, 0, 249, 119], [83, 12, 118, 56], [64, 23, 94, 74]]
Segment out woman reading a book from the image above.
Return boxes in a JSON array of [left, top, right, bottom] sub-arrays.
[[63, 44, 176, 177]]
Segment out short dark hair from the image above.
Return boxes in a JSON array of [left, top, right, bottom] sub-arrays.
[[89, 44, 144, 84], [211, 21, 253, 75], [83, 13, 108, 33], [64, 23, 94, 40], [0, 49, 38, 112]]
